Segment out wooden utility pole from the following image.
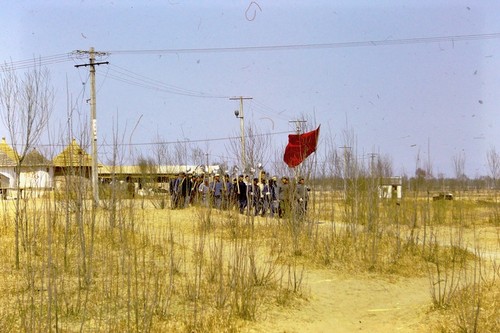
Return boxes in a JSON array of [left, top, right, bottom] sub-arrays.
[[289, 119, 307, 135], [75, 47, 109, 207], [339, 146, 351, 200], [288, 119, 307, 177], [230, 96, 252, 171], [368, 152, 378, 177]]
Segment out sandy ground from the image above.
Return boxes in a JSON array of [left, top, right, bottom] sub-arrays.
[[247, 270, 431, 333], [244, 224, 499, 333], [1, 199, 496, 332]]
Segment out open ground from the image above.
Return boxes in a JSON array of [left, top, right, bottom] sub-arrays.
[[0, 187, 498, 332]]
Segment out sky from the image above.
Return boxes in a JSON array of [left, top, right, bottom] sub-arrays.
[[1, 0, 500, 178]]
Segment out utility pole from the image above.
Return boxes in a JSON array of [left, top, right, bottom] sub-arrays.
[[289, 119, 307, 177], [339, 146, 351, 201], [75, 47, 109, 207], [288, 119, 307, 135], [230, 96, 252, 172], [368, 152, 378, 177]]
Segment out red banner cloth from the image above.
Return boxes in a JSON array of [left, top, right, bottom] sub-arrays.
[[283, 125, 320, 168]]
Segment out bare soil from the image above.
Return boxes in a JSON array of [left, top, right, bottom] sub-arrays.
[[1, 198, 498, 332], [247, 271, 431, 333], [244, 223, 499, 332]]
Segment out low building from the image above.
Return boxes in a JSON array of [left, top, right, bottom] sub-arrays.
[[19, 148, 53, 198], [0, 137, 224, 199], [379, 176, 403, 199], [0, 138, 54, 198]]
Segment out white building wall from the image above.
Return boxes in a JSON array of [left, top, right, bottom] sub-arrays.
[[0, 168, 16, 187], [379, 185, 402, 199], [20, 169, 51, 188]]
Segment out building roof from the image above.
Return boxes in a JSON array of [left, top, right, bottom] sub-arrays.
[[99, 164, 220, 177], [0, 137, 18, 165], [24, 148, 51, 166], [0, 149, 17, 167], [53, 139, 93, 167], [381, 176, 403, 186]]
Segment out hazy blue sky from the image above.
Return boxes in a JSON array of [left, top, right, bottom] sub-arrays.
[[1, 0, 500, 177]]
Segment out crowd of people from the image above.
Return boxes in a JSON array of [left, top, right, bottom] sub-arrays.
[[169, 171, 310, 219]]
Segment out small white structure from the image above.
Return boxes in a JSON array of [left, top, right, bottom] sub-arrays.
[[379, 177, 403, 199], [19, 148, 53, 198], [0, 138, 18, 198], [0, 138, 53, 199]]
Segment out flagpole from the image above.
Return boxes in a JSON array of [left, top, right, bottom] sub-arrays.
[[283, 124, 320, 169], [289, 120, 306, 177]]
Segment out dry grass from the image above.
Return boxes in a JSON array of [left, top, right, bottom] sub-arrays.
[[0, 187, 498, 332]]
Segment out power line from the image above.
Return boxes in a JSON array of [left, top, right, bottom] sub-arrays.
[[0, 53, 74, 72], [99, 64, 229, 99], [103, 32, 500, 55], [22, 130, 291, 149], [2, 31, 499, 72]]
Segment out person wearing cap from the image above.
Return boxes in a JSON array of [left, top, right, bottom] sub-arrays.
[[236, 174, 247, 214], [185, 173, 194, 207], [278, 176, 291, 218], [257, 173, 267, 216], [173, 172, 190, 209], [269, 176, 279, 218], [260, 177, 271, 217], [210, 173, 223, 209], [295, 176, 310, 219], [190, 174, 203, 205], [230, 177, 238, 209], [222, 174, 232, 210], [170, 173, 182, 209], [248, 177, 261, 216], [198, 177, 210, 207]]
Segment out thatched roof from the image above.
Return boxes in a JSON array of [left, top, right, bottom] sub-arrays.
[[24, 148, 51, 166], [99, 164, 220, 177], [53, 139, 93, 167], [0, 149, 16, 167], [0, 137, 18, 165]]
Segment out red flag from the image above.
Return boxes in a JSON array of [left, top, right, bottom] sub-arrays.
[[283, 125, 320, 168]]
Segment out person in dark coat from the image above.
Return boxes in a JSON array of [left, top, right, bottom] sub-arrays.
[[295, 176, 310, 219], [278, 176, 291, 218], [222, 174, 232, 210], [248, 177, 261, 216], [269, 176, 279, 218], [170, 174, 181, 209], [236, 174, 247, 214], [174, 172, 190, 209]]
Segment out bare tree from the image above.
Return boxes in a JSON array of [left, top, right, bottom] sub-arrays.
[[173, 140, 188, 168], [0, 62, 54, 268], [191, 146, 207, 169], [375, 153, 393, 179], [487, 147, 499, 192], [453, 152, 466, 194], [148, 133, 172, 174], [227, 122, 271, 174], [487, 147, 500, 222]]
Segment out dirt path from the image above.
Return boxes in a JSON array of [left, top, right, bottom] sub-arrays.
[[247, 269, 432, 333], [244, 224, 499, 333]]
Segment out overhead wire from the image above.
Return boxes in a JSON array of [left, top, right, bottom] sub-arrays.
[[102, 32, 500, 55], [3, 32, 499, 71], [248, 100, 290, 123], [32, 129, 290, 149], [0, 53, 74, 72], [98, 64, 230, 99], [4, 31, 500, 153]]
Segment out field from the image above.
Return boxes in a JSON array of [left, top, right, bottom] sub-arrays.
[[0, 187, 498, 332]]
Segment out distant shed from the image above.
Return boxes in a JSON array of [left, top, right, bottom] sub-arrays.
[[379, 176, 402, 199]]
